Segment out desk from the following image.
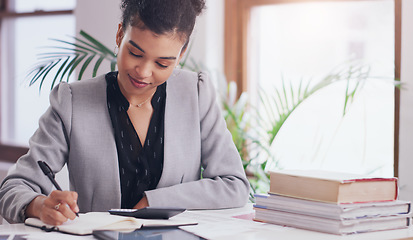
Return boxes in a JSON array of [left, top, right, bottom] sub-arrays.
[[1, 204, 413, 240]]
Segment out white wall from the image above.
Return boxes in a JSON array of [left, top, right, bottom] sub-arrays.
[[189, 0, 225, 73], [398, 0, 413, 202]]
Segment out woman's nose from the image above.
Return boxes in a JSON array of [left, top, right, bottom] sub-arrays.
[[136, 61, 152, 78]]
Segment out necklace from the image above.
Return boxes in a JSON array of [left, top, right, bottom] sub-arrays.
[[133, 92, 155, 108]]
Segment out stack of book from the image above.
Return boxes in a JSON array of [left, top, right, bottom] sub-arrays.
[[254, 170, 411, 235]]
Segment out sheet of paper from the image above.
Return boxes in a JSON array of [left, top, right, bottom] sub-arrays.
[[179, 209, 287, 239]]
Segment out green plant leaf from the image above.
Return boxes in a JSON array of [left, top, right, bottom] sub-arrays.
[[67, 54, 87, 81], [27, 30, 118, 90], [49, 39, 97, 54], [80, 30, 114, 56], [93, 56, 105, 77], [29, 65, 46, 86], [282, 78, 289, 111], [39, 60, 61, 91], [51, 56, 71, 89], [78, 54, 96, 80], [60, 54, 79, 82]]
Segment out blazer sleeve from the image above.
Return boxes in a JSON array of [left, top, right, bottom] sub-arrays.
[[145, 72, 250, 209], [0, 82, 72, 223]]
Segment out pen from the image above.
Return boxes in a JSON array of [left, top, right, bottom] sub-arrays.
[[37, 161, 79, 217]]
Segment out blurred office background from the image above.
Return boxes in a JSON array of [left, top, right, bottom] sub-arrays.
[[0, 0, 413, 216]]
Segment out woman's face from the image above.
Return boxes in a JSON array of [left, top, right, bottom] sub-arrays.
[[115, 24, 186, 100]]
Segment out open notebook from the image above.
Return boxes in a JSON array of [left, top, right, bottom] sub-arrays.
[[25, 212, 198, 235]]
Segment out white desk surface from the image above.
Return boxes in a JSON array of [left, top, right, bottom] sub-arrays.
[[1, 203, 413, 240]]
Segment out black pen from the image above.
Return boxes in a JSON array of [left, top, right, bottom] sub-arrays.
[[37, 161, 79, 217]]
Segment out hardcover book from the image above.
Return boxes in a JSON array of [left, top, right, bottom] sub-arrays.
[[254, 207, 410, 235], [269, 170, 398, 203], [254, 193, 411, 220]]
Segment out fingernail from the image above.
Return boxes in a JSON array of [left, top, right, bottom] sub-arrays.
[[74, 206, 79, 212]]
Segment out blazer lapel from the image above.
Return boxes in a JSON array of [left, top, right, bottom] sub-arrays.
[[157, 70, 201, 188]]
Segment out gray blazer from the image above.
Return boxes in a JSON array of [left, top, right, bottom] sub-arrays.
[[0, 69, 250, 223]]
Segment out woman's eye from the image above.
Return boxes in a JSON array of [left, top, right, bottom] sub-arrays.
[[129, 51, 142, 58], [156, 62, 168, 69]]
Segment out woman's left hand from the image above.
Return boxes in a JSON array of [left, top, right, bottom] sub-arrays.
[[133, 195, 149, 209]]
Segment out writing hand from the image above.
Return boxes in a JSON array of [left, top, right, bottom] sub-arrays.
[[26, 190, 79, 225]]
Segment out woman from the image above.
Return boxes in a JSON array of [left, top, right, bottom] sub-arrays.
[[0, 0, 249, 225]]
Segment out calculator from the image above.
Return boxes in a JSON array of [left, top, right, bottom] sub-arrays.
[[108, 207, 186, 219]]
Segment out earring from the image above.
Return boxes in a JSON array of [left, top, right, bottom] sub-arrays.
[[114, 46, 119, 57]]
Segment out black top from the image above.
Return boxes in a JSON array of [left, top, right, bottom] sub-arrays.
[[106, 72, 166, 209]]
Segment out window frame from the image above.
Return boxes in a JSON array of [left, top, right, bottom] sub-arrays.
[[224, 0, 402, 176], [0, 0, 73, 162]]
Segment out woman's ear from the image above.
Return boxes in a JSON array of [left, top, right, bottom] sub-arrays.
[[116, 23, 124, 47], [178, 47, 187, 63]]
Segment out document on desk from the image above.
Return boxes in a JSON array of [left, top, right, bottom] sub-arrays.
[[179, 208, 288, 239], [25, 212, 197, 235]]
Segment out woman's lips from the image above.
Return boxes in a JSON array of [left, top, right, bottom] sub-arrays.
[[129, 75, 149, 88]]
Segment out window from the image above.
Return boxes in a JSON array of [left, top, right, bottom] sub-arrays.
[[225, 0, 400, 177], [0, 0, 75, 161]]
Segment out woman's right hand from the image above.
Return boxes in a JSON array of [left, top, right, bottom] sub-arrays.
[[25, 190, 79, 225]]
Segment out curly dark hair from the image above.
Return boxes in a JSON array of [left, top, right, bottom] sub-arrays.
[[121, 0, 206, 48]]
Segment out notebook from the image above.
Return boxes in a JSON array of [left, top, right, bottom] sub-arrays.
[[25, 212, 198, 235]]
